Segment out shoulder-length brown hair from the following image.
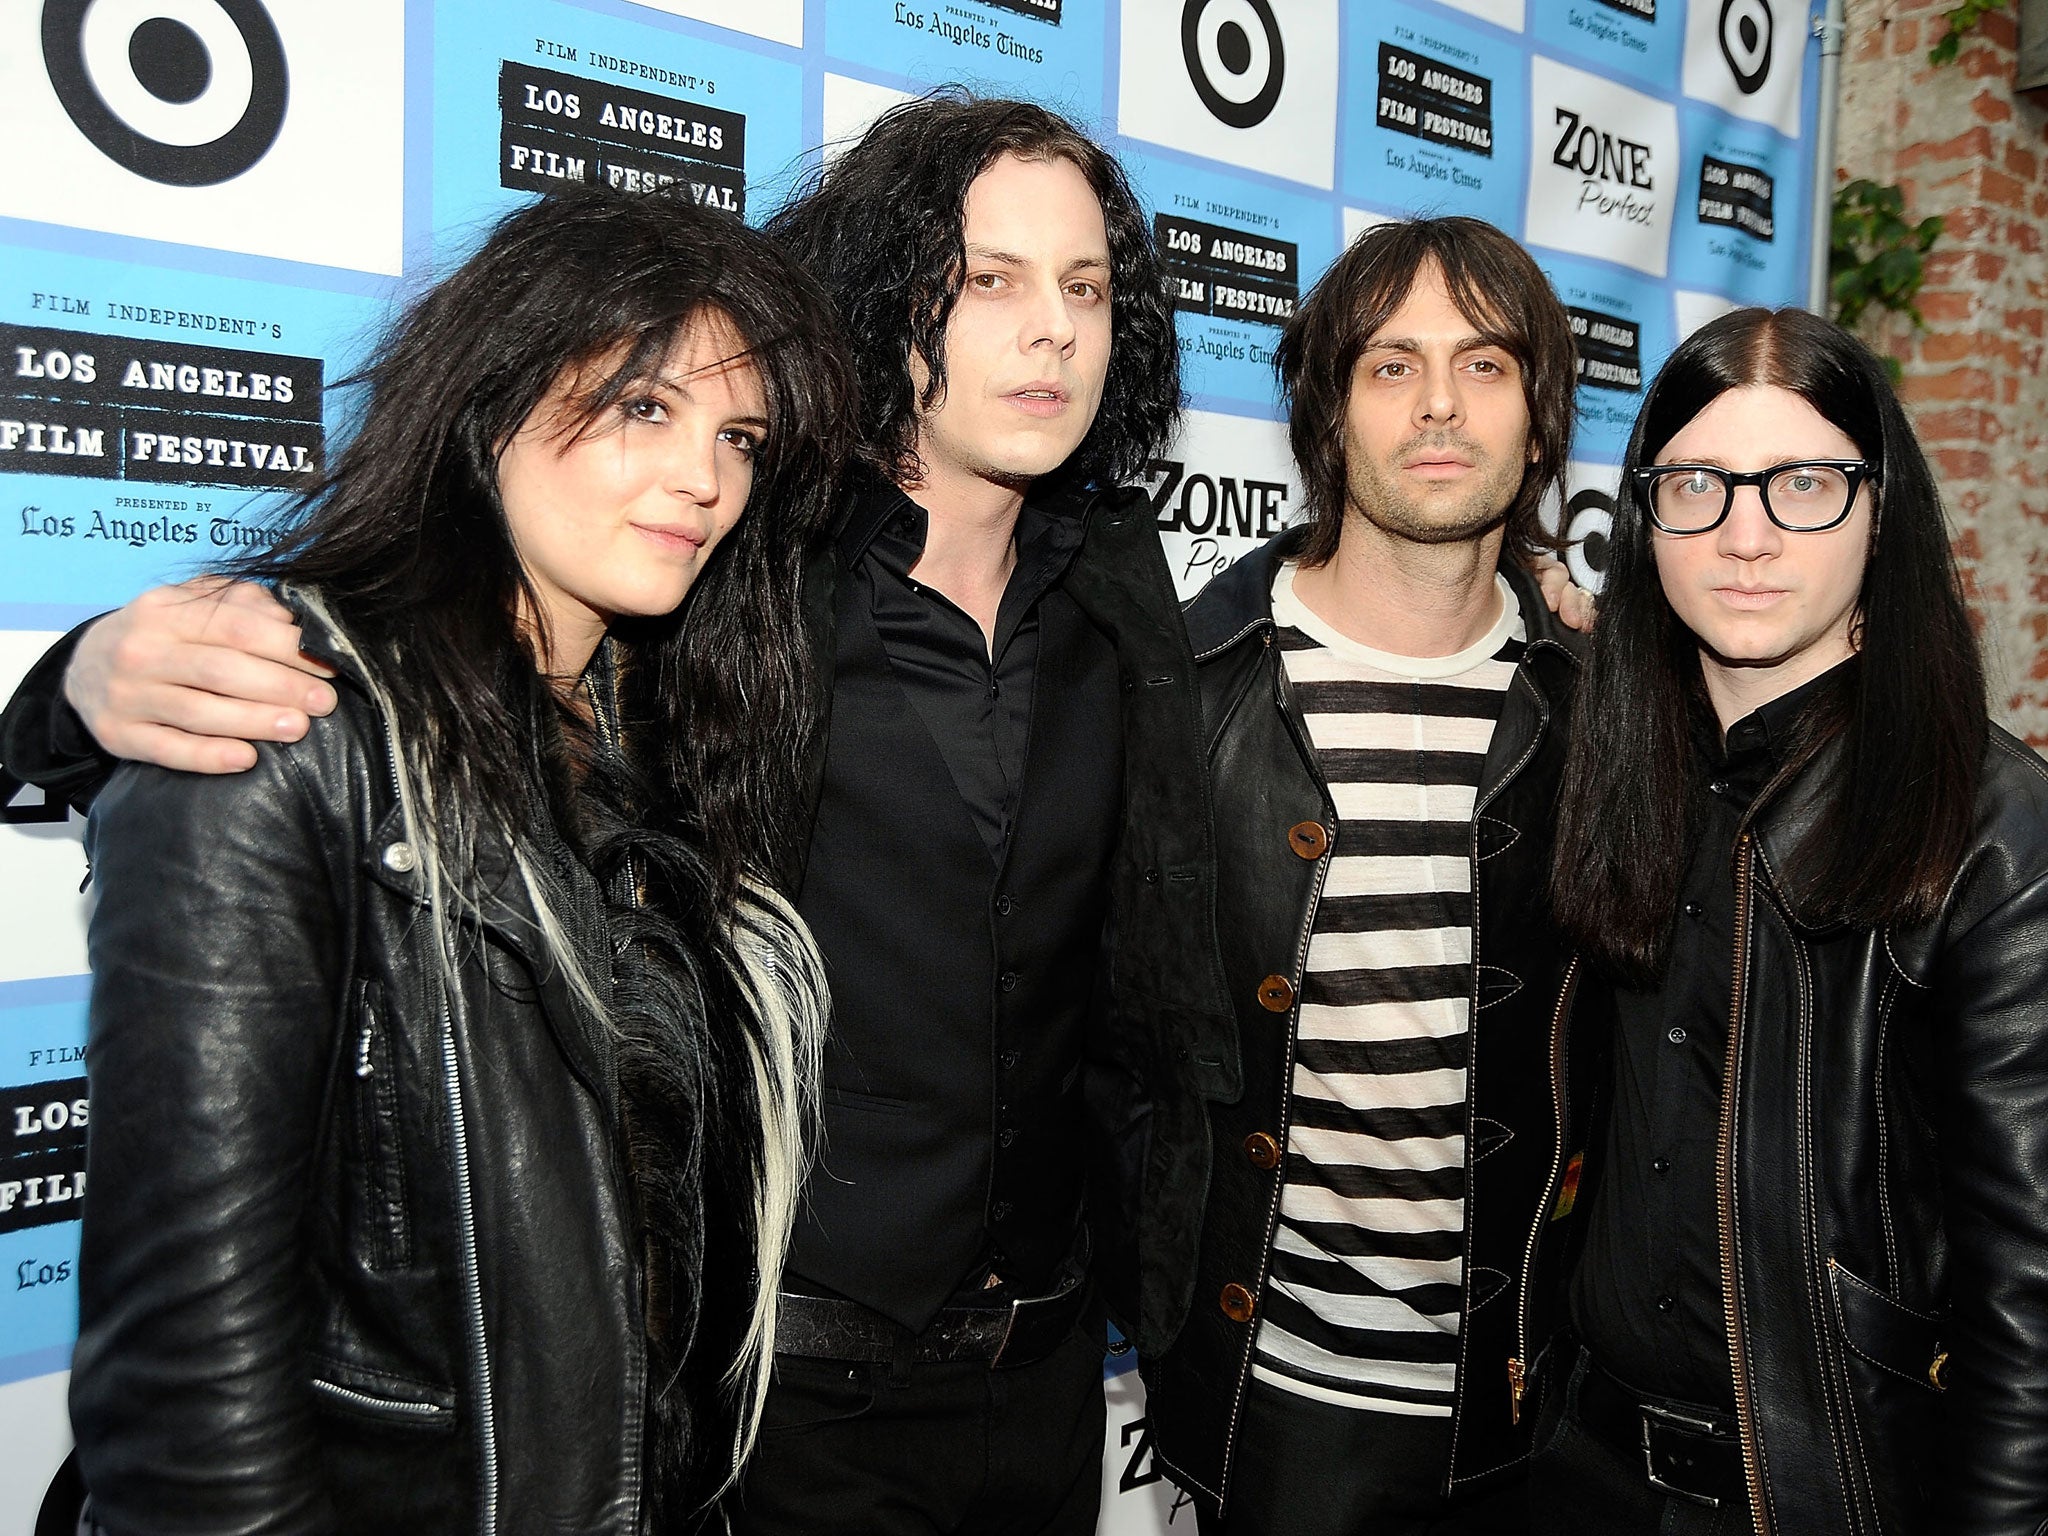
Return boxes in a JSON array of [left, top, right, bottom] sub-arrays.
[[1274, 216, 1575, 567]]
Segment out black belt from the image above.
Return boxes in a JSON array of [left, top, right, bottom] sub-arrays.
[[1573, 1349, 1745, 1508], [773, 1269, 1090, 1371]]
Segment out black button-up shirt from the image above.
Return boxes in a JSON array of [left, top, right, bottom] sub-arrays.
[[1572, 660, 1853, 1408], [858, 483, 1085, 865]]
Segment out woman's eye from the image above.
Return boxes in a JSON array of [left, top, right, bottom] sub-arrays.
[[718, 428, 761, 457], [623, 396, 667, 423]]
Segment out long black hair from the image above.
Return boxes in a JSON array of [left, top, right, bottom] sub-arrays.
[[764, 88, 1180, 493], [245, 183, 856, 901], [1552, 307, 1987, 984], [1274, 216, 1576, 567], [237, 185, 854, 1518]]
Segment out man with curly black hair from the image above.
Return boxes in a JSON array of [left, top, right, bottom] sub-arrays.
[[735, 92, 1206, 1534]]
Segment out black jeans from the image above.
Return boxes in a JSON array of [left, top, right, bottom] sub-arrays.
[[729, 1317, 1106, 1535], [1528, 1351, 1755, 1536], [1195, 1376, 1530, 1536]]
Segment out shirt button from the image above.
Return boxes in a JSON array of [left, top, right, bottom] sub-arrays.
[[1257, 975, 1295, 1013], [382, 842, 418, 873], [1000, 1050, 1020, 1071], [1683, 902, 1703, 920], [998, 1128, 1018, 1148], [1219, 1283, 1256, 1323], [1667, 1026, 1687, 1045], [1653, 1158, 1671, 1174], [1657, 1294, 1676, 1313], [996, 894, 1015, 916], [1000, 971, 1020, 992], [1708, 778, 1731, 797], [992, 1201, 1013, 1222], [1243, 1132, 1282, 1170]]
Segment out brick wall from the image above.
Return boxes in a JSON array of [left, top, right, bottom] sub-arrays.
[[1837, 0, 2048, 742]]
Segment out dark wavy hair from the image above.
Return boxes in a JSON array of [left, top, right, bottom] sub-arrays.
[[1274, 216, 1575, 568], [1552, 307, 1987, 985], [765, 88, 1180, 492], [241, 184, 855, 900]]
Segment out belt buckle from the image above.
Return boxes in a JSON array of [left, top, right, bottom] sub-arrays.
[[1639, 1402, 1725, 1508], [988, 1297, 1025, 1368]]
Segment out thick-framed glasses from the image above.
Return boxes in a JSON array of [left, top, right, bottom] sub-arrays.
[[1632, 459, 1875, 535]]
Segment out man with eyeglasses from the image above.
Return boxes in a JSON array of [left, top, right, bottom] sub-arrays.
[[1529, 303, 2048, 1535]]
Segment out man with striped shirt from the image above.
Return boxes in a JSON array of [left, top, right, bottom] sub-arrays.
[[1138, 217, 1593, 1534]]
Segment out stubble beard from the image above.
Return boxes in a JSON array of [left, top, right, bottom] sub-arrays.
[[1344, 432, 1526, 547]]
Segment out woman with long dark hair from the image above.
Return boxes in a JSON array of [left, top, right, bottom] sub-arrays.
[[66, 186, 855, 1534], [1537, 306, 2048, 1533]]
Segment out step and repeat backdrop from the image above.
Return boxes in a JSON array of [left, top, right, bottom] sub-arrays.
[[0, 0, 1819, 1528]]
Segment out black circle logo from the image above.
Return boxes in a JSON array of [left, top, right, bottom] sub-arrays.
[[1181, 0, 1285, 130], [42, 0, 289, 187], [1717, 0, 1773, 96], [1565, 487, 1614, 590]]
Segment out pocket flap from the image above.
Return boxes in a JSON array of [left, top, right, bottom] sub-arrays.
[[1828, 1258, 1945, 1393]]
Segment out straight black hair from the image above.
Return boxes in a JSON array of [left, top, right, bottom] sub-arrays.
[[764, 87, 1180, 494], [1552, 307, 1987, 984], [1273, 216, 1576, 568]]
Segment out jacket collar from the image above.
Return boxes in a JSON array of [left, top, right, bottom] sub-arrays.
[[1182, 525, 1586, 672], [830, 471, 1098, 571], [280, 586, 619, 1099]]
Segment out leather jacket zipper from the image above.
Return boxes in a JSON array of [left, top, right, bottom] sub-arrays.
[[1720, 833, 1770, 1534], [441, 993, 499, 1533], [1508, 955, 1578, 1423], [384, 723, 499, 1532], [313, 1377, 452, 1421]]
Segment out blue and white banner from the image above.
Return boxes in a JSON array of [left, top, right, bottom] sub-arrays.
[[0, 1, 1824, 1528]]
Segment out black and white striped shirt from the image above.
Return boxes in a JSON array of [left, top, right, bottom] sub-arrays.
[[1250, 563, 1524, 1417]]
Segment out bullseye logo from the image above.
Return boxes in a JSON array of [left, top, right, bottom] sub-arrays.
[[1181, 0, 1283, 130], [1120, 0, 1336, 188], [41, 0, 287, 187], [0, 0, 402, 272], [1717, 0, 1772, 94], [1683, 0, 1801, 135]]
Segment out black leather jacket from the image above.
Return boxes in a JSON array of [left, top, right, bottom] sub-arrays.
[[1135, 530, 1585, 1510], [68, 601, 651, 1536], [1543, 727, 2048, 1536]]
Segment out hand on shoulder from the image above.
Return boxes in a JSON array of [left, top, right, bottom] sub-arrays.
[[66, 577, 338, 774]]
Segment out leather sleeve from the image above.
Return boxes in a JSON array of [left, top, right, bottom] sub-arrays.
[[0, 617, 112, 814], [71, 746, 348, 1536], [1929, 839, 2048, 1535]]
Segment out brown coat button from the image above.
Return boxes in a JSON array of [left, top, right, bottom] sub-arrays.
[[1244, 1132, 1282, 1170], [1220, 1283, 1256, 1322], [1257, 975, 1294, 1013], [1287, 821, 1329, 859]]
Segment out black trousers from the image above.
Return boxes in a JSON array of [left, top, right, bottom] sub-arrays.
[[1195, 1376, 1530, 1536], [729, 1318, 1106, 1535], [1527, 1351, 1755, 1536]]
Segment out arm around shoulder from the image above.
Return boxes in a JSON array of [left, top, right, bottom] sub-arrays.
[[0, 617, 112, 813]]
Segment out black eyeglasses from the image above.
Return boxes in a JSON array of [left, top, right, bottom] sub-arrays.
[[1631, 459, 1875, 534]]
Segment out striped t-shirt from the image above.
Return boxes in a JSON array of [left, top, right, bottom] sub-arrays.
[[1250, 562, 1524, 1418]]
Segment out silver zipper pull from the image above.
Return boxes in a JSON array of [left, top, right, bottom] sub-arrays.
[[356, 1023, 376, 1078]]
